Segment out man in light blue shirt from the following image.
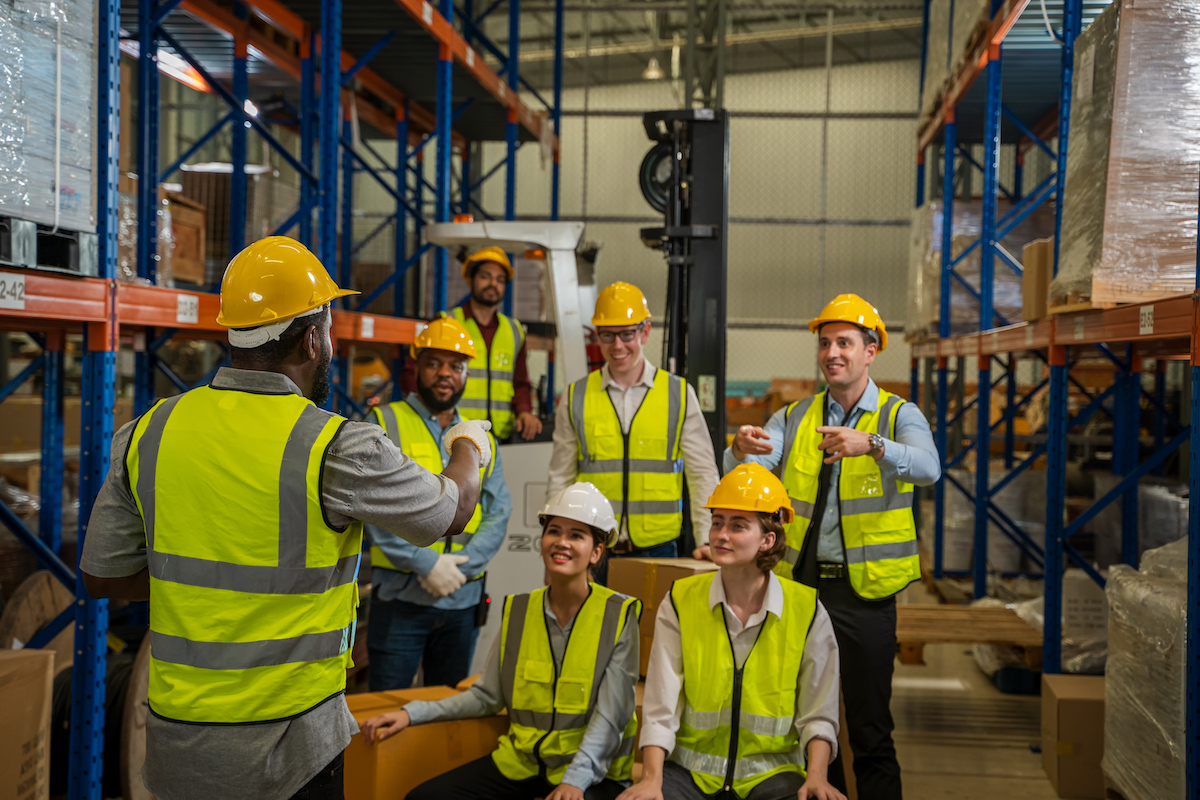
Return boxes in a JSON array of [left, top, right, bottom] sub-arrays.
[[367, 318, 513, 691], [723, 294, 939, 800]]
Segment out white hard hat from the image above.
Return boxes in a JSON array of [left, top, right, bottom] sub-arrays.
[[539, 482, 619, 548]]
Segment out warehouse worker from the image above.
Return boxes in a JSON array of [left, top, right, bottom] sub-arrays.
[[401, 247, 540, 440], [362, 482, 640, 800], [547, 282, 720, 575], [621, 463, 843, 800], [723, 294, 940, 800], [367, 316, 512, 691], [79, 236, 492, 800]]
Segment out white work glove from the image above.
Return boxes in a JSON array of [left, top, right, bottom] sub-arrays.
[[417, 553, 469, 598], [443, 420, 493, 469]]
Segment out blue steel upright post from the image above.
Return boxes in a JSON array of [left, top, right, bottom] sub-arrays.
[[1186, 161, 1200, 800], [135, 0, 160, 416], [73, 0, 122, 791], [933, 112, 955, 580], [974, 11, 1002, 600], [433, 2, 452, 313], [550, 0, 564, 220], [393, 106, 409, 401], [1053, 0, 1083, 275], [231, 1, 249, 257], [1043, 341, 1069, 675], [300, 31, 316, 248], [1119, 347, 1140, 566], [503, 0, 519, 317], [319, 0, 342, 271], [340, 112, 355, 297], [39, 334, 64, 554]]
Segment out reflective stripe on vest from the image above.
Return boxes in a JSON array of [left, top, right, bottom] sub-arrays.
[[568, 369, 685, 548], [127, 387, 362, 725], [453, 307, 525, 439], [670, 572, 816, 798], [367, 400, 494, 577], [776, 389, 919, 599], [491, 585, 641, 784]]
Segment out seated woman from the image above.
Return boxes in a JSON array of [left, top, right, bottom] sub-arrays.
[[619, 463, 844, 800], [362, 481, 641, 800]]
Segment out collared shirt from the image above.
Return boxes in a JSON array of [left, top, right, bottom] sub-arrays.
[[400, 302, 533, 416], [723, 378, 941, 562], [368, 393, 513, 610], [547, 359, 720, 546], [79, 367, 463, 800], [404, 588, 640, 791], [639, 569, 840, 760]]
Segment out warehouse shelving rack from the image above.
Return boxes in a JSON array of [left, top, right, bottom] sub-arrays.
[[0, 0, 566, 793], [913, 0, 1200, 794]]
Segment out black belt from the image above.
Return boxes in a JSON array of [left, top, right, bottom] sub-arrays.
[[817, 562, 847, 580]]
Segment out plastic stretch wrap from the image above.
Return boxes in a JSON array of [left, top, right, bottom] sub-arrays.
[[1102, 539, 1186, 800], [1054, 0, 1200, 307], [1087, 474, 1187, 568], [908, 201, 1055, 337], [919, 0, 989, 121], [117, 192, 174, 285], [943, 465, 1046, 573], [0, 0, 95, 232]]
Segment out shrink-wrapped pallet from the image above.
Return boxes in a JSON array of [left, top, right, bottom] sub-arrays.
[[920, 0, 990, 122], [1054, 0, 1200, 307], [0, 0, 95, 232], [907, 201, 1056, 338], [1088, 474, 1187, 568], [1102, 538, 1186, 800]]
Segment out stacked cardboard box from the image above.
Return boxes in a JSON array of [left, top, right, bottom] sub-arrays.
[[0, 650, 55, 800], [1042, 675, 1106, 798], [1022, 238, 1054, 321]]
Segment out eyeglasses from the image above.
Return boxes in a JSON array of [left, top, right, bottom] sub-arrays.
[[597, 322, 645, 345]]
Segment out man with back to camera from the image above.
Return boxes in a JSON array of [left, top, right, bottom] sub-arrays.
[[401, 247, 541, 441], [79, 236, 493, 800], [722, 293, 941, 800], [367, 316, 512, 691], [547, 281, 720, 581]]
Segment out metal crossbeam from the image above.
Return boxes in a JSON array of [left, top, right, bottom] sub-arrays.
[[0, 500, 74, 587], [342, 30, 396, 86], [159, 111, 233, 182], [1002, 104, 1055, 160], [354, 243, 433, 311], [0, 354, 45, 404]]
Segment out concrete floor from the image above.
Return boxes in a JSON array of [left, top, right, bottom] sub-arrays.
[[892, 584, 1059, 800]]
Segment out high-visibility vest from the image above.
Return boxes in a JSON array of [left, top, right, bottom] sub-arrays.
[[670, 571, 817, 798], [368, 399, 495, 578], [776, 389, 919, 599], [567, 368, 686, 548], [492, 585, 641, 784], [126, 388, 362, 725], [452, 306, 525, 440]]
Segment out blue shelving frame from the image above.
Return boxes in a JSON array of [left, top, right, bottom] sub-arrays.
[[0, 0, 565, 794], [913, 0, 1200, 794]]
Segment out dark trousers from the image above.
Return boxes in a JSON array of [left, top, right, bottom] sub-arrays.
[[660, 761, 806, 799], [406, 754, 626, 800], [593, 539, 678, 586], [818, 576, 903, 800], [287, 753, 344, 800], [367, 595, 479, 691]]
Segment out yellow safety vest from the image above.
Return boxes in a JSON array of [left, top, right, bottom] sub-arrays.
[[776, 389, 919, 599], [567, 369, 686, 548], [492, 585, 641, 784], [126, 388, 362, 725], [670, 571, 817, 798], [368, 400, 495, 578], [452, 306, 525, 440]]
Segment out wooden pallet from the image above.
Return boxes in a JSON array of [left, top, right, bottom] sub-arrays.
[[1046, 299, 1097, 316], [895, 604, 1043, 667]]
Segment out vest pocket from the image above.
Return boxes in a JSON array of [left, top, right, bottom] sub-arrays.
[[555, 678, 590, 714], [523, 660, 554, 684]]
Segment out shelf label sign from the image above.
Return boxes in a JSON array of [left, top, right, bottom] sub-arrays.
[[466, 48, 475, 67], [422, 1, 433, 24], [361, 316, 375, 339], [1074, 317, 1085, 341], [0, 272, 25, 310], [176, 293, 199, 324], [1139, 305, 1154, 336]]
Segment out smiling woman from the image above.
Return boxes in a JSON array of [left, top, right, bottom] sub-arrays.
[[360, 483, 642, 800]]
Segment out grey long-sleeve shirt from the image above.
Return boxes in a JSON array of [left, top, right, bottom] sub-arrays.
[[723, 378, 940, 562], [404, 590, 641, 791], [79, 367, 462, 800]]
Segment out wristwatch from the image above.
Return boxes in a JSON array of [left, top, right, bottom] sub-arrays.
[[868, 432, 885, 456]]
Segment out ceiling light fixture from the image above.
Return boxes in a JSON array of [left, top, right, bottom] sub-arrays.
[[642, 57, 664, 81]]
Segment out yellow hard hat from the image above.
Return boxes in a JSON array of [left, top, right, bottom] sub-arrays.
[[461, 247, 513, 281], [808, 293, 888, 352], [410, 316, 478, 360], [217, 236, 359, 329], [703, 463, 795, 524], [592, 282, 651, 327]]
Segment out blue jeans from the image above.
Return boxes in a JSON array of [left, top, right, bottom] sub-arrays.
[[367, 595, 480, 691], [593, 539, 678, 586]]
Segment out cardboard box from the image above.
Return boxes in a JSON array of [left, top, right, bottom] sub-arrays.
[[1023, 238, 1053, 321], [607, 557, 720, 676], [1042, 674, 1105, 798], [0, 649, 55, 800], [764, 378, 817, 415], [0, 397, 134, 455], [344, 687, 509, 800], [164, 192, 208, 286]]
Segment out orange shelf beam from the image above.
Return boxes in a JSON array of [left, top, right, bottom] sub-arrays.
[[0, 269, 111, 329]]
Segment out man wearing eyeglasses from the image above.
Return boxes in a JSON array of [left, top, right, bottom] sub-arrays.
[[547, 282, 720, 578]]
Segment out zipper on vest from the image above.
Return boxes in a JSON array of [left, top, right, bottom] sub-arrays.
[[621, 428, 631, 527], [532, 603, 561, 781], [725, 666, 744, 793]]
